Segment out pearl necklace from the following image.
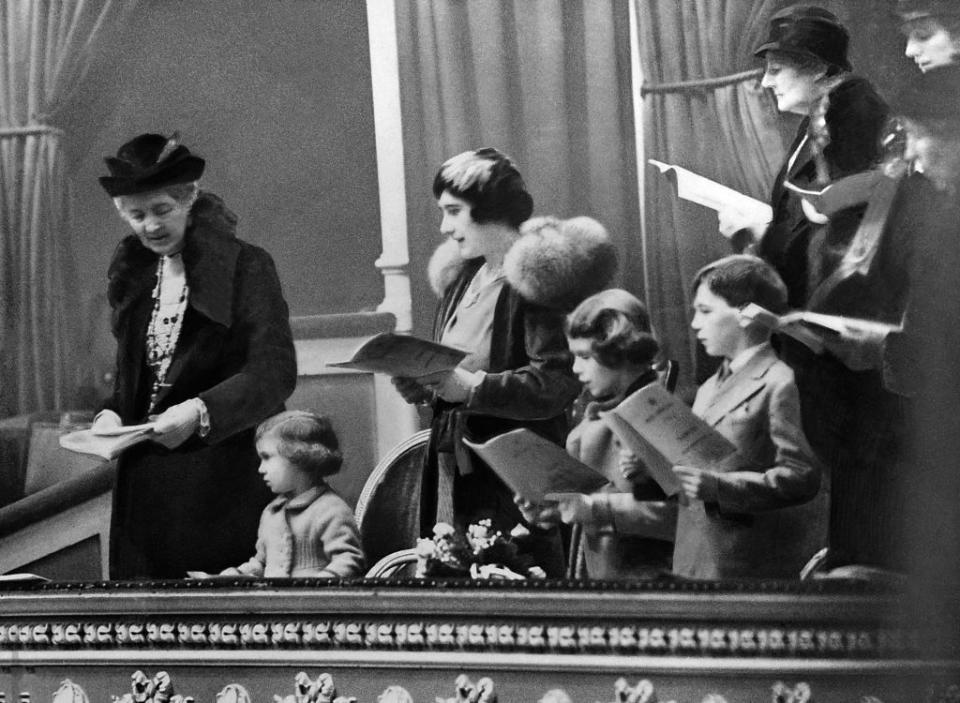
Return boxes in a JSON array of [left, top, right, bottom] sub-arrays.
[[146, 254, 189, 412]]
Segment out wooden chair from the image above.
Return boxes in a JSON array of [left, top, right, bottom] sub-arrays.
[[354, 429, 430, 569], [364, 547, 419, 578]]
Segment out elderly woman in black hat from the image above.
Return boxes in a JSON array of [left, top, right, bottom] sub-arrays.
[[93, 133, 297, 579], [897, 0, 960, 73], [722, 5, 889, 307]]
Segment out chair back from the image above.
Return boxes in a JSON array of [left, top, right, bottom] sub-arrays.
[[656, 359, 678, 393], [355, 430, 430, 567]]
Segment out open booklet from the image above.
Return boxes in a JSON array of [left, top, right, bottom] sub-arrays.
[[783, 169, 883, 217], [59, 423, 157, 460], [648, 159, 773, 236], [327, 332, 467, 377], [604, 383, 740, 491], [739, 303, 901, 354], [463, 429, 609, 503]]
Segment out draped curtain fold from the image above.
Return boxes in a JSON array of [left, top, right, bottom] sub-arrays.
[[396, 0, 642, 338], [0, 0, 132, 415], [636, 0, 792, 389]]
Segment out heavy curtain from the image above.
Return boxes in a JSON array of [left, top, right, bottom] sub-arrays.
[[636, 0, 792, 388], [395, 0, 641, 338], [0, 0, 132, 415]]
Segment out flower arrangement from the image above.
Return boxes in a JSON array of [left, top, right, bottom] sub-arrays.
[[414, 520, 546, 580]]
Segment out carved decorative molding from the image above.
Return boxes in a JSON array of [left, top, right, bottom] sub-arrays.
[[0, 618, 922, 658]]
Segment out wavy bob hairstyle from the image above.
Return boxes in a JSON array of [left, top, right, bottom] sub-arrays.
[[566, 288, 660, 369], [255, 410, 343, 479], [432, 147, 533, 229]]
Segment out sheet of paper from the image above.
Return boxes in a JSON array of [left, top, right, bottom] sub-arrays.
[[649, 159, 773, 231], [607, 384, 740, 480], [91, 422, 157, 437], [328, 332, 467, 377], [464, 429, 609, 503]]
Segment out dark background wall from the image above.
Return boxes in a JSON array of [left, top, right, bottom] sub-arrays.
[[60, 0, 384, 398]]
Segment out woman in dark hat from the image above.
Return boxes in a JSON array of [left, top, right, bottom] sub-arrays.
[[392, 148, 617, 577], [94, 133, 297, 579], [897, 0, 960, 73]]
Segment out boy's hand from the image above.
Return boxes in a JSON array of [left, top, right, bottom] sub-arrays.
[[617, 449, 644, 481], [672, 465, 720, 503], [547, 493, 594, 525], [513, 494, 560, 530]]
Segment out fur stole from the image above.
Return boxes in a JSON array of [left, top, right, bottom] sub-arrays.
[[427, 215, 618, 312]]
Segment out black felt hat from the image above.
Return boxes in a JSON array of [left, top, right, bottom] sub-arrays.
[[754, 5, 852, 72], [896, 0, 960, 22], [99, 133, 205, 197], [891, 65, 960, 119]]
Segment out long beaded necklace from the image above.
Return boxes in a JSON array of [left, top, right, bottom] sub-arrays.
[[146, 254, 189, 412]]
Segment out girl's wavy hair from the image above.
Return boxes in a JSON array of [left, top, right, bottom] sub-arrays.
[[432, 147, 534, 228], [566, 289, 660, 369], [255, 410, 343, 479]]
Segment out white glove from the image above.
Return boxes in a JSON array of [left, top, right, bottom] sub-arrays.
[[151, 399, 201, 449], [91, 410, 122, 435]]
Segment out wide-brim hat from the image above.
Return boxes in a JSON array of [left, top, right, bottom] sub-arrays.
[[891, 65, 960, 120], [99, 133, 205, 197], [896, 0, 960, 23], [754, 5, 852, 72]]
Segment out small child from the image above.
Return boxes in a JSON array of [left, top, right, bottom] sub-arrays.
[[517, 289, 677, 580], [221, 410, 365, 578], [674, 254, 822, 579]]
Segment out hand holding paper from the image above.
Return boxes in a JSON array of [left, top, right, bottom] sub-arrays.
[[672, 465, 720, 503]]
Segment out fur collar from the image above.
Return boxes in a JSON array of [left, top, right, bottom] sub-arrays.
[[107, 191, 241, 329], [427, 215, 618, 311]]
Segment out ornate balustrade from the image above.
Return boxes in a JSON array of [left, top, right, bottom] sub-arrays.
[[0, 579, 956, 702]]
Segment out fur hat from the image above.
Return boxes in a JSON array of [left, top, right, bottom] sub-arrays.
[[754, 5, 852, 72], [428, 215, 618, 312], [100, 133, 205, 197]]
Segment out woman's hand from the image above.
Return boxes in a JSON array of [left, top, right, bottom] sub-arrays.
[[513, 494, 561, 530], [672, 465, 720, 503], [545, 493, 594, 525], [91, 409, 122, 435], [419, 367, 481, 404], [718, 206, 768, 247], [392, 376, 434, 405], [151, 399, 201, 449]]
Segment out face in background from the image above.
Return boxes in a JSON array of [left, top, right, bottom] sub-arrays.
[[437, 190, 496, 260], [904, 18, 959, 73], [904, 118, 960, 190], [690, 284, 744, 360], [116, 190, 190, 256], [256, 436, 307, 496], [761, 55, 826, 115]]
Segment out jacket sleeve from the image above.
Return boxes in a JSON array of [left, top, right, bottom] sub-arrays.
[[466, 303, 580, 421], [314, 503, 366, 578], [198, 247, 297, 444], [234, 515, 268, 577], [715, 374, 821, 514]]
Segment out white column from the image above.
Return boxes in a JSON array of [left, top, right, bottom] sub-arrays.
[[628, 0, 650, 307], [366, 0, 418, 452], [367, 0, 413, 334]]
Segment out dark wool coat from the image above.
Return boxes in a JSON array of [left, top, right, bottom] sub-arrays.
[[104, 192, 297, 579], [757, 76, 889, 309], [419, 242, 587, 577], [758, 77, 917, 570]]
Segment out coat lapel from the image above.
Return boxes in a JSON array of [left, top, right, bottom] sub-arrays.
[[698, 346, 778, 427]]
